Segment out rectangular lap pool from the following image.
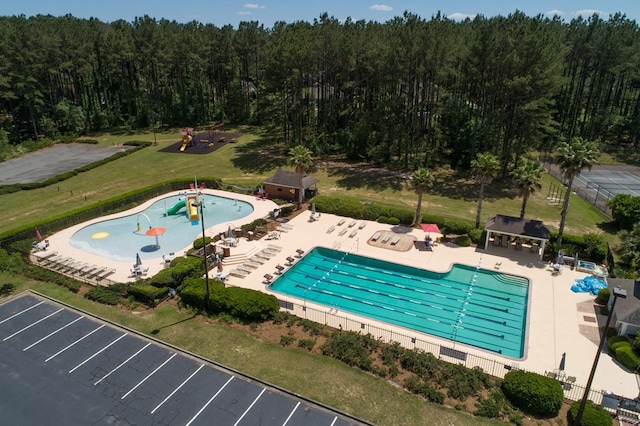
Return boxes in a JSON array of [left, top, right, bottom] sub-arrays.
[[269, 247, 529, 358]]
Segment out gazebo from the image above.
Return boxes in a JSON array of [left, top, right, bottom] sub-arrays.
[[483, 214, 550, 261]]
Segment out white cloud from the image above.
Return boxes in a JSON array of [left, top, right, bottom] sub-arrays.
[[545, 10, 565, 17], [447, 12, 476, 21], [237, 11, 252, 16], [244, 3, 265, 9], [371, 4, 393, 12], [572, 9, 607, 18]]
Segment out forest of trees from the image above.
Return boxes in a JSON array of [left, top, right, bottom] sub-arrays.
[[1, 11, 640, 174]]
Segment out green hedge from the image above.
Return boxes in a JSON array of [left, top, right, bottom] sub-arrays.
[[455, 235, 472, 247], [85, 286, 121, 305], [607, 335, 629, 353], [615, 346, 640, 370], [179, 278, 279, 320], [568, 400, 613, 426], [501, 370, 563, 417], [127, 284, 170, 306]]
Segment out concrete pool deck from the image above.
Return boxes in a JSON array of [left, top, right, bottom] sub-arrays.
[[37, 192, 639, 400]]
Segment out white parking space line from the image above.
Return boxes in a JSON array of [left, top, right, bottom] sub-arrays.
[[185, 376, 234, 426], [233, 388, 266, 426], [68, 333, 128, 373], [151, 364, 205, 414], [282, 401, 300, 426], [23, 316, 85, 351], [121, 353, 177, 400], [0, 301, 45, 324], [2, 308, 64, 341], [45, 324, 105, 362], [94, 342, 151, 385], [330, 416, 338, 426]]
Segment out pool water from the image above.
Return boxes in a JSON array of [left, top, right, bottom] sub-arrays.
[[269, 247, 529, 358], [69, 194, 253, 262]]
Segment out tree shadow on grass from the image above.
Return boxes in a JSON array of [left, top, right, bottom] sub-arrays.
[[231, 134, 286, 174], [325, 163, 407, 192]]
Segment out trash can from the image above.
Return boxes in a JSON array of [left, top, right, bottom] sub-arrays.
[[247, 231, 254, 241], [223, 247, 231, 257]]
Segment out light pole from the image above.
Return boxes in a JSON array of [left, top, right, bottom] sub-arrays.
[[192, 201, 210, 312], [573, 286, 627, 425]]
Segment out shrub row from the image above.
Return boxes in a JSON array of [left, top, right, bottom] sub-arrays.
[[127, 284, 170, 307], [501, 370, 563, 417], [179, 278, 279, 321]]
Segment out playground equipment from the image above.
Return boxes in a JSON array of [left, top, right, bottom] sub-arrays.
[[179, 127, 194, 151], [187, 195, 199, 222], [166, 200, 186, 216]]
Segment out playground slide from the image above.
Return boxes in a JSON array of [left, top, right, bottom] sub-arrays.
[[187, 196, 199, 221], [179, 134, 192, 152], [166, 200, 186, 216]]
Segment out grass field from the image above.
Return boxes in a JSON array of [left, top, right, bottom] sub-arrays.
[[0, 126, 613, 242]]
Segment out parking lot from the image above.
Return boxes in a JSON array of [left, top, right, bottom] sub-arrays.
[[0, 293, 366, 425]]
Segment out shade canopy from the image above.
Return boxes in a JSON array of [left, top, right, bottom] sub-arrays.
[[420, 223, 441, 234], [146, 227, 166, 237], [135, 252, 142, 267], [35, 227, 43, 242]]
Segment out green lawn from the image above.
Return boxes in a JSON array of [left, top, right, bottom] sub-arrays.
[[0, 126, 613, 242]]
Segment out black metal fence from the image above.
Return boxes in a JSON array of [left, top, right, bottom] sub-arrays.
[[279, 298, 609, 405], [543, 163, 612, 217]]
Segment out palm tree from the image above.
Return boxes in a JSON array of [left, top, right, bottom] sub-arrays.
[[511, 158, 544, 219], [411, 168, 433, 226], [471, 153, 500, 229], [288, 145, 313, 204], [555, 137, 599, 246], [616, 222, 640, 275]]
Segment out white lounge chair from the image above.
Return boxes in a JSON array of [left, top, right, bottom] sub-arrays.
[[358, 222, 367, 229], [371, 232, 381, 242], [348, 220, 357, 228], [229, 269, 248, 278], [390, 236, 400, 245], [337, 218, 346, 226], [349, 230, 358, 238], [267, 244, 283, 252], [327, 225, 336, 234], [338, 228, 348, 236], [380, 234, 391, 243]]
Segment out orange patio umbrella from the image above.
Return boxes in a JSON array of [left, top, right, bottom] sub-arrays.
[[146, 227, 166, 248]]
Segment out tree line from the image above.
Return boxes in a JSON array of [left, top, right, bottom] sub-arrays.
[[1, 11, 640, 173]]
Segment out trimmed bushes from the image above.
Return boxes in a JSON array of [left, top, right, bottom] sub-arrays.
[[608, 335, 630, 353], [179, 278, 279, 320], [501, 370, 563, 417], [568, 400, 613, 426], [615, 346, 640, 371], [128, 284, 169, 306], [454, 235, 472, 247]]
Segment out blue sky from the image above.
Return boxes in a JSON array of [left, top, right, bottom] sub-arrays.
[[1, 0, 638, 27]]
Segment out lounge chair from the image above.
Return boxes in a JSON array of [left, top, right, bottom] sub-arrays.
[[494, 262, 502, 270], [267, 244, 283, 252], [348, 220, 357, 228], [390, 236, 400, 245], [243, 261, 261, 269], [97, 268, 116, 280], [248, 255, 266, 264], [371, 232, 381, 242], [237, 265, 253, 274], [327, 225, 336, 234], [380, 234, 391, 244], [338, 228, 348, 236], [229, 269, 248, 278], [358, 222, 367, 229], [337, 218, 346, 226], [349, 230, 358, 238], [276, 225, 292, 232]]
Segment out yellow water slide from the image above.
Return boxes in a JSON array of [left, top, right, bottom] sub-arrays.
[[187, 196, 199, 221]]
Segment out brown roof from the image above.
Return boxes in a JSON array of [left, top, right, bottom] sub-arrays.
[[485, 215, 551, 240], [264, 169, 318, 189]]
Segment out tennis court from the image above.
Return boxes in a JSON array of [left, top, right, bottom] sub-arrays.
[[577, 165, 640, 199]]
